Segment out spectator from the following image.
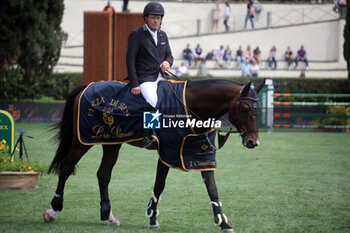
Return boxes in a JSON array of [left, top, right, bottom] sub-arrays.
[[223, 2, 231, 32], [244, 0, 255, 29], [223, 45, 232, 66], [253, 46, 261, 64], [205, 49, 215, 61], [268, 46, 277, 70], [251, 60, 259, 77], [245, 45, 254, 64], [295, 45, 309, 70], [122, 0, 129, 12], [175, 67, 182, 77], [178, 62, 189, 76], [241, 59, 252, 77], [215, 45, 225, 68], [193, 44, 204, 66], [211, 1, 220, 33], [235, 45, 245, 68], [103, 1, 115, 12], [198, 59, 211, 76], [183, 43, 193, 67], [285, 46, 294, 70]]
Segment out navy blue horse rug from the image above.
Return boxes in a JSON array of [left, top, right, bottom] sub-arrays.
[[77, 80, 217, 172]]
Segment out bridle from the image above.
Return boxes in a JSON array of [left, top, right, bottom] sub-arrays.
[[231, 96, 260, 136]]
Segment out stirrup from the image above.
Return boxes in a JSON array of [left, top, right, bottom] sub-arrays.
[[144, 137, 157, 150]]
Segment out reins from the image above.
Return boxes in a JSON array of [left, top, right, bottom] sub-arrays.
[[165, 70, 184, 81]]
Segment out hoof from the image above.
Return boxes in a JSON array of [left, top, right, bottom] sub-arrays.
[[43, 209, 58, 223], [108, 210, 121, 226], [222, 228, 235, 233], [108, 219, 121, 226], [149, 220, 160, 229]]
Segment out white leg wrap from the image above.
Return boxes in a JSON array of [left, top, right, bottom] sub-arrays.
[[145, 209, 159, 218], [210, 201, 222, 207], [152, 191, 161, 203], [222, 213, 228, 223], [145, 209, 154, 218], [216, 214, 222, 225]]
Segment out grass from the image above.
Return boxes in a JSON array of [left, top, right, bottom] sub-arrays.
[[0, 123, 349, 233]]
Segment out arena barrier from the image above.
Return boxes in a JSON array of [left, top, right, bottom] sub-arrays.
[[272, 93, 350, 129]]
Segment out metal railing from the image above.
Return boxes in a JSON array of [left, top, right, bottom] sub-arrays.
[[163, 5, 340, 38]]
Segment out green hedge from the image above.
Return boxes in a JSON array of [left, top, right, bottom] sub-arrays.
[[0, 72, 82, 101]]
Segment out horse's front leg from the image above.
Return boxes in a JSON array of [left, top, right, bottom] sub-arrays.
[[146, 159, 169, 229], [98, 144, 121, 226], [202, 171, 234, 233]]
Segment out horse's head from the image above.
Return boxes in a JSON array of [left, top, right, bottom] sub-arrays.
[[229, 79, 265, 149]]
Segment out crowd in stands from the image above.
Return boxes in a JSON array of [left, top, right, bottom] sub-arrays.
[[179, 43, 310, 77]]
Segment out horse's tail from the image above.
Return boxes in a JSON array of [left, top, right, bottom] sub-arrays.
[[47, 84, 87, 175]]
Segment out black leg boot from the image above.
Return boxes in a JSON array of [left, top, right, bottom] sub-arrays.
[[143, 104, 158, 150]]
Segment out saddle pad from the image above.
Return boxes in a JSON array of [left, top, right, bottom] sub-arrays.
[[154, 80, 217, 171], [77, 81, 145, 145]]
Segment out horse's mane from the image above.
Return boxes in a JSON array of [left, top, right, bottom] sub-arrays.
[[187, 79, 243, 89]]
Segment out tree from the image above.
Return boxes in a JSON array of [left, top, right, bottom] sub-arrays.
[[344, 3, 350, 79], [0, 0, 67, 99]]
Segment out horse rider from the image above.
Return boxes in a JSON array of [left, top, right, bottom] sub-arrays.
[[126, 2, 173, 149]]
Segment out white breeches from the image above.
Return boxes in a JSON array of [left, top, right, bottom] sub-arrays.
[[140, 75, 164, 108]]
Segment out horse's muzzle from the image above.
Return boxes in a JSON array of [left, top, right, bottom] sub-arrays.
[[242, 136, 259, 149]]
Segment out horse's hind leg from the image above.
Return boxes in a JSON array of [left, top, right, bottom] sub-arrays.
[[98, 144, 121, 226], [201, 171, 234, 233], [146, 159, 169, 229], [44, 142, 91, 223]]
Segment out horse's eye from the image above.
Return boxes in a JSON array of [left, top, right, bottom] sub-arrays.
[[241, 106, 250, 113]]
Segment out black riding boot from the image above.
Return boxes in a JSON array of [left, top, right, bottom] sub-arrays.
[[143, 104, 158, 150]]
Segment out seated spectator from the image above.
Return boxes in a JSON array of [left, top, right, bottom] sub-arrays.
[[251, 60, 259, 77], [241, 59, 252, 77], [235, 45, 245, 68], [215, 45, 225, 68], [178, 62, 189, 76], [268, 46, 277, 70], [198, 59, 211, 76], [223, 45, 232, 65], [253, 46, 261, 64], [295, 45, 309, 70], [175, 68, 182, 77], [193, 44, 204, 66], [205, 49, 215, 61], [285, 46, 294, 70], [183, 43, 193, 67], [245, 45, 254, 64]]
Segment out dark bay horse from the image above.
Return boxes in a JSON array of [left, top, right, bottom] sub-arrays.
[[44, 78, 265, 232]]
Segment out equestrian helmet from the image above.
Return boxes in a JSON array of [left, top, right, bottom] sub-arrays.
[[143, 2, 164, 18]]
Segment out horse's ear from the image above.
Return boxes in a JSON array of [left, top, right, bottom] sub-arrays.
[[240, 82, 251, 97], [255, 78, 266, 94]]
